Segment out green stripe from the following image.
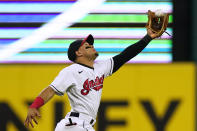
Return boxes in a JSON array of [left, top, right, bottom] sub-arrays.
[[40, 40, 172, 47], [80, 14, 173, 23]]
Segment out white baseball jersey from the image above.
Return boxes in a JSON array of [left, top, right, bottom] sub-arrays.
[[50, 58, 114, 119]]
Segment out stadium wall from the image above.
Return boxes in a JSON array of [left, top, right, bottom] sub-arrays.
[[0, 63, 195, 131]]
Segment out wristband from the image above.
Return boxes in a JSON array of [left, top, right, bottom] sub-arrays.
[[30, 97, 44, 109]]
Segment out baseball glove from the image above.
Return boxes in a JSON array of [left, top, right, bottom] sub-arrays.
[[146, 10, 169, 37]]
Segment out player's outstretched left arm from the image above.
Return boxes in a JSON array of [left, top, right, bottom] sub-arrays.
[[24, 86, 55, 128], [112, 28, 158, 73]]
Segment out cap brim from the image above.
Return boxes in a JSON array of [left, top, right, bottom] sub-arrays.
[[81, 34, 94, 46]]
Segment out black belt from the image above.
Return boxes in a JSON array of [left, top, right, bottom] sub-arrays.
[[70, 112, 94, 125]]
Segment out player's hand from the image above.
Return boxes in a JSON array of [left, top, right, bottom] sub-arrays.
[[24, 107, 41, 128], [147, 28, 159, 39]]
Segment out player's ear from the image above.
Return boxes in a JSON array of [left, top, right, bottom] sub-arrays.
[[75, 50, 83, 57]]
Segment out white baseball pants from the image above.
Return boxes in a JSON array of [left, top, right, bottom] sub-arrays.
[[55, 112, 95, 131]]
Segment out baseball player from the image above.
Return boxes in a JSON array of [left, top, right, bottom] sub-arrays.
[[24, 29, 160, 131]]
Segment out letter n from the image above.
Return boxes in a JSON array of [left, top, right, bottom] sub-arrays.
[[0, 103, 28, 131]]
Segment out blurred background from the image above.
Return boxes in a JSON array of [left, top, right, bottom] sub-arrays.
[[0, 0, 195, 131]]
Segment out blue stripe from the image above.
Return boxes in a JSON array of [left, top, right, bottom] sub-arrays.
[[0, 14, 59, 22], [0, 39, 18, 44]]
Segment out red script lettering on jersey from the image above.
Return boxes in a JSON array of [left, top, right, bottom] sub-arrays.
[[81, 75, 104, 95]]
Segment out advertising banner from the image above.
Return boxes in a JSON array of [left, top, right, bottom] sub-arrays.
[[0, 63, 195, 131]]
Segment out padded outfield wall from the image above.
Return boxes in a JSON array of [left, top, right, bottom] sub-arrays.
[[0, 63, 195, 131]]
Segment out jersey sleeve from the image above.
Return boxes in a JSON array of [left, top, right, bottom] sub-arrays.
[[50, 68, 75, 96], [96, 58, 114, 78]]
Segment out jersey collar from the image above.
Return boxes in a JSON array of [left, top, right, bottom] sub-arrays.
[[76, 62, 94, 70]]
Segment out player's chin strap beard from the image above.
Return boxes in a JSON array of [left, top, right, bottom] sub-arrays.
[[95, 52, 99, 57], [86, 54, 98, 62]]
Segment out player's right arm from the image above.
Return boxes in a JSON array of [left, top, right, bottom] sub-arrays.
[[24, 86, 55, 128], [24, 67, 74, 128]]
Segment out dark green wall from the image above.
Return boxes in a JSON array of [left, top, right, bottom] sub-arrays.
[[173, 0, 191, 61], [192, 0, 197, 62]]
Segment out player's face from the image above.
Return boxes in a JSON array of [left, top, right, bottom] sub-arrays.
[[78, 42, 98, 60]]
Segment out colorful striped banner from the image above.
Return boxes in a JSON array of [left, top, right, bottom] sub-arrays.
[[0, 0, 173, 63]]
